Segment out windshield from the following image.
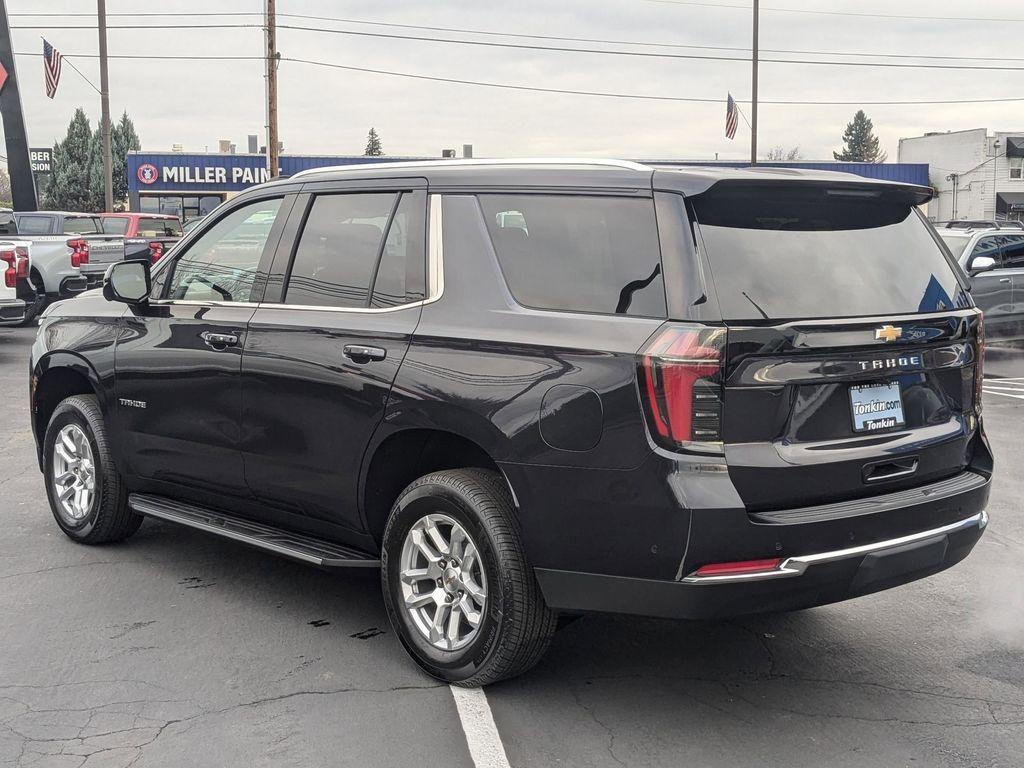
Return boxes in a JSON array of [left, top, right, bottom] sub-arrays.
[[938, 233, 971, 260], [136, 218, 182, 237], [64, 216, 102, 235], [691, 184, 968, 322]]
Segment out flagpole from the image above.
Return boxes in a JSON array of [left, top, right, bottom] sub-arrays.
[[750, 0, 759, 165], [97, 0, 113, 211]]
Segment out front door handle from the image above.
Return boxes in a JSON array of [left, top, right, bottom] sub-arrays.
[[999, 277, 1012, 283], [343, 344, 387, 363], [200, 331, 240, 349]]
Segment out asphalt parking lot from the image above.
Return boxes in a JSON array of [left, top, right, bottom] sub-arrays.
[[1, 324, 1022, 768]]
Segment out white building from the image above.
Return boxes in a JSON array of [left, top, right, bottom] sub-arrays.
[[898, 128, 1024, 223]]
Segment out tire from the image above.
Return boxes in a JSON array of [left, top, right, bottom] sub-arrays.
[[381, 468, 557, 686], [42, 394, 142, 544]]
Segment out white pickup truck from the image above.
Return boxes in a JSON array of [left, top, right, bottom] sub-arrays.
[[11, 211, 126, 317], [0, 240, 32, 327]]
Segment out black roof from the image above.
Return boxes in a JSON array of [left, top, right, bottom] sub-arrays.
[[254, 158, 933, 202]]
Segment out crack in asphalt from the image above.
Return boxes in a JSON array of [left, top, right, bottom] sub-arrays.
[[569, 686, 626, 768]]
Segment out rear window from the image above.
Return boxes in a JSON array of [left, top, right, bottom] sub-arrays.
[[17, 215, 51, 235], [102, 217, 129, 235], [691, 184, 968, 321], [480, 195, 666, 317], [136, 217, 182, 238], [64, 216, 102, 235]]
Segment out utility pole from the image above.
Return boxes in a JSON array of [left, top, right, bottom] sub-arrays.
[[993, 138, 1000, 219], [750, 0, 759, 165], [265, 0, 279, 178], [97, 0, 113, 211]]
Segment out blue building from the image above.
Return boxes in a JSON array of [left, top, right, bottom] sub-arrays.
[[126, 151, 930, 219]]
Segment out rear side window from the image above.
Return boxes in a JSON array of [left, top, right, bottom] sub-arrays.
[[691, 184, 969, 321], [285, 192, 425, 309], [64, 217, 102, 235], [479, 195, 666, 317]]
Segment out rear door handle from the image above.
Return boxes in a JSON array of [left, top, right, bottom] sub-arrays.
[[200, 331, 240, 348], [343, 344, 387, 363], [999, 277, 1012, 283]]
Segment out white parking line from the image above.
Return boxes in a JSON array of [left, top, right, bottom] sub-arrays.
[[983, 389, 1024, 400], [450, 685, 512, 768]]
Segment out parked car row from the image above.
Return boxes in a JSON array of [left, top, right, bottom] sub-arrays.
[[0, 209, 182, 327]]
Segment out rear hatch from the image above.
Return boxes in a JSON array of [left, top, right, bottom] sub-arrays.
[[688, 180, 982, 512]]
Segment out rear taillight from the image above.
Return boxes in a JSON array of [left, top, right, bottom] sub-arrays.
[[67, 238, 90, 267], [638, 325, 727, 451], [148, 241, 164, 264], [15, 246, 28, 278], [0, 249, 15, 288], [974, 313, 985, 415]]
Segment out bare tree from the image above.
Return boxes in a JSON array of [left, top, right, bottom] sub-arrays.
[[0, 167, 11, 205], [764, 146, 803, 161]]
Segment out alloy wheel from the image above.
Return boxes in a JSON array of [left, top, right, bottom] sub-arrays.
[[399, 513, 488, 651], [52, 424, 97, 522]]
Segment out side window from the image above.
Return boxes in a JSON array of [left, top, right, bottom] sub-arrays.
[[165, 198, 282, 303], [284, 193, 395, 308], [969, 236, 1003, 270], [479, 194, 667, 317], [371, 191, 426, 308], [999, 235, 1024, 269]]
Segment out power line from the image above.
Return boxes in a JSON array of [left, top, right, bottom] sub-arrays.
[[639, 0, 1024, 23], [13, 15, 1024, 64], [281, 56, 1024, 105], [13, 49, 1024, 104]]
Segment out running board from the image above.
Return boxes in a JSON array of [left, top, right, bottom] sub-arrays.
[[128, 493, 380, 568]]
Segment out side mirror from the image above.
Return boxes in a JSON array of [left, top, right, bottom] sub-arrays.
[[103, 259, 151, 305], [968, 255, 997, 276]]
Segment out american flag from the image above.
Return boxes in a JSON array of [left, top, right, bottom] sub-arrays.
[[725, 93, 739, 140], [43, 39, 62, 99]]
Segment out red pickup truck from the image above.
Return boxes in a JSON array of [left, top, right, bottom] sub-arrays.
[[100, 213, 182, 263]]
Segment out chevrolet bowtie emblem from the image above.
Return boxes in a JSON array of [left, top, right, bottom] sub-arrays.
[[875, 325, 903, 342]]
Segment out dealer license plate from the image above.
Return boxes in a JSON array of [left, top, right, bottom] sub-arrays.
[[849, 381, 905, 433]]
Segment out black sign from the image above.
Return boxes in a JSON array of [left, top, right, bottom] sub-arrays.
[[30, 147, 51, 173]]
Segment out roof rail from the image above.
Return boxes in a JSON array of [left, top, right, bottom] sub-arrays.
[[288, 157, 651, 181], [942, 219, 1024, 230]]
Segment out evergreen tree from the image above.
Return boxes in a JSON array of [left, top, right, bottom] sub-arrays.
[[44, 108, 94, 211], [111, 112, 142, 203], [833, 110, 887, 163], [86, 128, 106, 212], [364, 128, 384, 156]]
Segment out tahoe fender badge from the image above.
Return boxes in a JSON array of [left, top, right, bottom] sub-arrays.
[[875, 325, 903, 342], [119, 398, 147, 409]]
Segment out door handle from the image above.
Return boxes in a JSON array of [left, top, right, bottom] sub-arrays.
[[343, 344, 386, 363], [200, 331, 240, 348], [999, 277, 1012, 283]]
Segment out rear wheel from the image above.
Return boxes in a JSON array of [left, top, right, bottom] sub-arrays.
[[43, 395, 142, 543], [381, 468, 557, 686]]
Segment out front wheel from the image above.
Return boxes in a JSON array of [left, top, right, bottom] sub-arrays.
[[42, 394, 142, 544], [381, 468, 557, 686]]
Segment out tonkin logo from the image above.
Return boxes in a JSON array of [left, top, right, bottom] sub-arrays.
[[875, 325, 903, 343], [136, 163, 159, 185]]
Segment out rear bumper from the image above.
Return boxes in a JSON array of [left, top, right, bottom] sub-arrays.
[[58, 275, 89, 298], [0, 297, 26, 325], [536, 510, 987, 619]]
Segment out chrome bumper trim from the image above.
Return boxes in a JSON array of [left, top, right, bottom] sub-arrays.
[[681, 510, 987, 585]]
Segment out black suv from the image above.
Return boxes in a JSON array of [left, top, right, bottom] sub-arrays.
[[30, 160, 991, 685]]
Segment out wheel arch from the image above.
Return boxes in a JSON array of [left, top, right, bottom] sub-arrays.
[[360, 425, 517, 547], [32, 352, 105, 469]]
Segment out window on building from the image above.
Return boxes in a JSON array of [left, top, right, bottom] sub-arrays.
[[1010, 157, 1023, 180], [479, 194, 667, 317], [165, 198, 282, 303]]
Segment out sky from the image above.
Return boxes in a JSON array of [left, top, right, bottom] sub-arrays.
[[6, 0, 1024, 162]]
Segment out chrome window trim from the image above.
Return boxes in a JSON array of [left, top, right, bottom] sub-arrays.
[[680, 510, 987, 584], [152, 193, 446, 315]]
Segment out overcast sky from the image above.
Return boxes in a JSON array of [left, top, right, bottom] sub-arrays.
[[7, 0, 1023, 162]]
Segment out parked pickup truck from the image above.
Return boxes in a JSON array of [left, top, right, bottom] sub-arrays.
[[100, 213, 182, 263], [12, 211, 126, 305], [0, 240, 31, 326]]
